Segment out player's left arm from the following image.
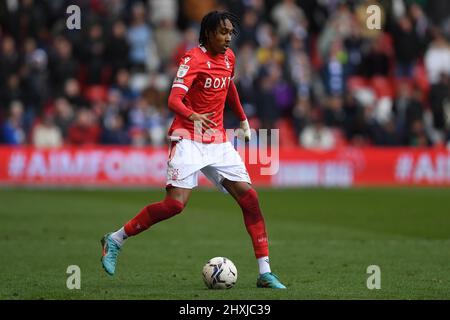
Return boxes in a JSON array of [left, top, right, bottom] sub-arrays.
[[226, 81, 250, 142], [226, 81, 246, 121], [226, 52, 251, 142]]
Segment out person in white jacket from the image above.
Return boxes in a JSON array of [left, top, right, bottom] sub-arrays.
[[425, 28, 450, 85]]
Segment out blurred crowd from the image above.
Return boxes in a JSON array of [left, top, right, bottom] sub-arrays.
[[1, 0, 450, 149]]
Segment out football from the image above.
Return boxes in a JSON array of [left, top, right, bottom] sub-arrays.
[[202, 257, 238, 289]]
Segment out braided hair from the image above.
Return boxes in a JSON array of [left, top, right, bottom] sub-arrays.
[[199, 11, 239, 46]]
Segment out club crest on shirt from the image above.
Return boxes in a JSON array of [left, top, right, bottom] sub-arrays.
[[224, 55, 230, 68], [177, 64, 189, 78]]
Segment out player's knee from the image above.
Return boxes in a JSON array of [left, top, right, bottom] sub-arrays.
[[164, 197, 185, 215], [246, 188, 258, 201], [238, 188, 263, 222], [239, 188, 259, 208]]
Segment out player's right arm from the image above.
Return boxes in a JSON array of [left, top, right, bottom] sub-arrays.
[[168, 53, 217, 130], [168, 88, 217, 130], [167, 87, 194, 119], [187, 112, 217, 130]]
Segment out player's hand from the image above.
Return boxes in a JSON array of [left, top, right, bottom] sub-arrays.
[[239, 119, 251, 142], [188, 112, 217, 131]]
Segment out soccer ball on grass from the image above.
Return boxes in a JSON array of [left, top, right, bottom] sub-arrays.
[[202, 257, 238, 289]]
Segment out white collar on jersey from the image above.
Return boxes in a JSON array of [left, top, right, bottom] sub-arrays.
[[199, 45, 207, 52]]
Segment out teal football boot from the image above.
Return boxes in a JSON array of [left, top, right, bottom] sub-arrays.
[[256, 272, 287, 289], [100, 233, 121, 276]]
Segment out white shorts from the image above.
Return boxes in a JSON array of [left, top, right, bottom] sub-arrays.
[[166, 137, 251, 193]]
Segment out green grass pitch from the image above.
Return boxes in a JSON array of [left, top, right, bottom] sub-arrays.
[[0, 187, 449, 300]]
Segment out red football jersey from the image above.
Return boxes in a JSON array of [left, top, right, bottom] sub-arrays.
[[168, 45, 235, 143]]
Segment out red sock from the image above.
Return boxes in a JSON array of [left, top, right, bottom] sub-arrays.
[[237, 189, 269, 258], [124, 197, 184, 236]]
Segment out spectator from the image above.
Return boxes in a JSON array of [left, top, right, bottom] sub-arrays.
[[343, 27, 365, 76], [371, 118, 402, 146], [271, 0, 307, 41], [287, 34, 313, 98], [300, 109, 336, 150], [102, 88, 126, 129], [1, 101, 26, 145], [101, 114, 130, 145], [32, 111, 63, 148], [266, 63, 296, 117], [127, 3, 156, 72], [393, 82, 425, 144], [22, 38, 49, 112], [321, 39, 348, 96], [142, 85, 170, 146], [429, 73, 450, 130], [127, 91, 168, 146], [392, 16, 420, 77], [0, 74, 23, 114], [129, 128, 147, 147], [323, 95, 345, 128], [53, 97, 75, 140], [342, 91, 371, 145], [63, 79, 90, 109], [255, 71, 278, 130], [409, 3, 432, 54], [361, 37, 391, 77], [128, 97, 150, 133], [425, 0, 450, 27], [0, 36, 20, 87], [49, 37, 79, 95], [424, 28, 450, 85], [15, 0, 48, 41], [408, 119, 432, 147], [233, 42, 259, 123], [105, 20, 130, 79], [236, 9, 260, 48], [67, 108, 101, 146], [80, 23, 107, 85], [318, 2, 354, 61], [171, 26, 199, 72], [292, 96, 312, 138], [112, 68, 139, 111], [256, 23, 285, 66], [153, 19, 181, 69], [148, 0, 178, 26]]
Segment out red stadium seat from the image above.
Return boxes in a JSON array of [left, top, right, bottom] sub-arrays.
[[275, 118, 298, 147], [378, 32, 394, 57], [310, 34, 322, 69], [84, 85, 108, 103], [248, 117, 261, 131], [413, 61, 430, 95], [371, 76, 394, 98], [347, 76, 369, 92], [331, 128, 347, 148]]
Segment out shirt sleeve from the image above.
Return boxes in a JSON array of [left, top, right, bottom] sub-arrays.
[[226, 81, 247, 121], [171, 54, 198, 92], [168, 87, 194, 119]]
